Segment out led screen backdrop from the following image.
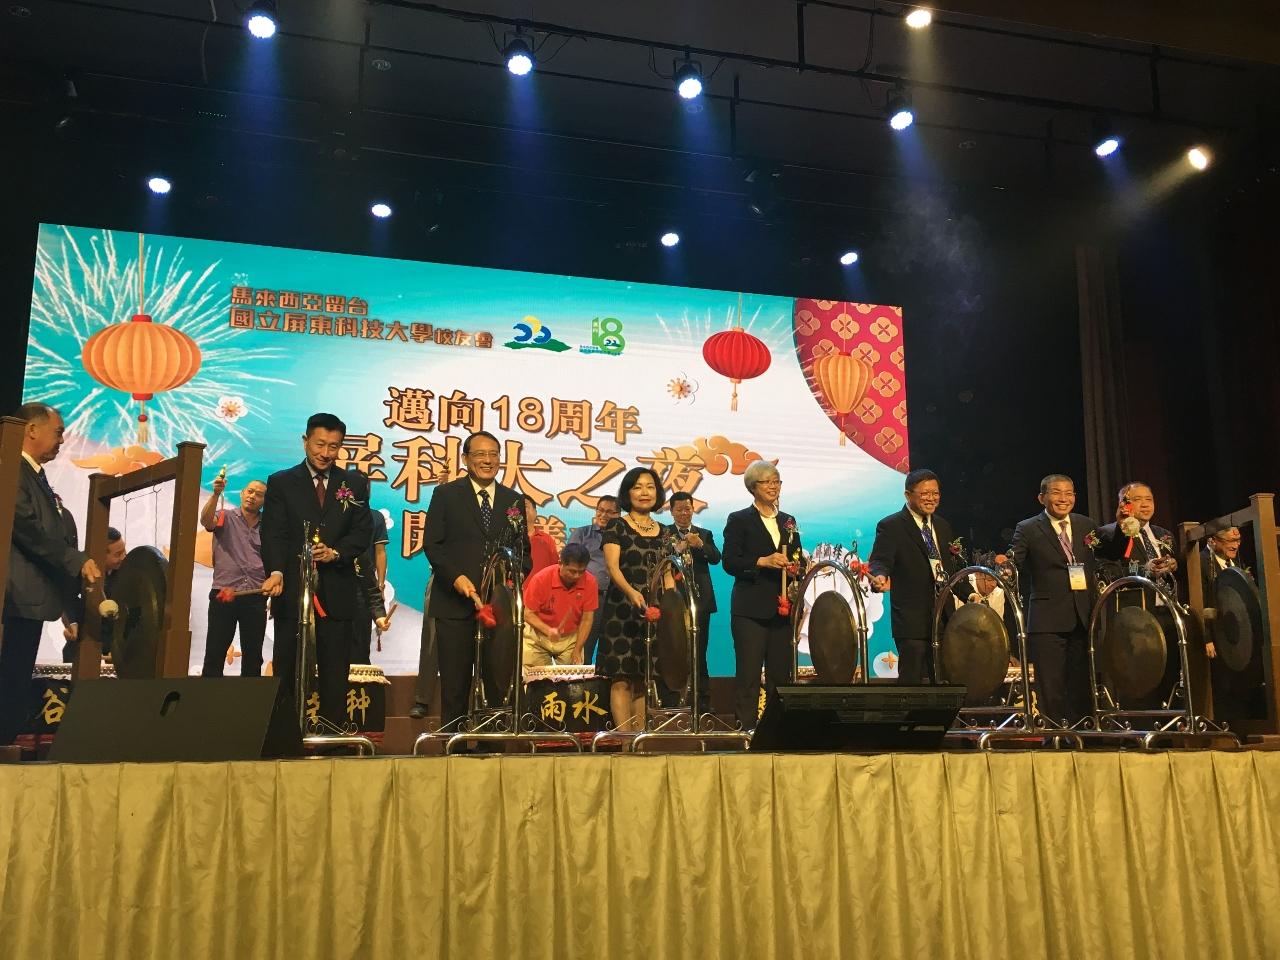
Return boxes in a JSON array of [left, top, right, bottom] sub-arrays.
[[26, 223, 910, 677]]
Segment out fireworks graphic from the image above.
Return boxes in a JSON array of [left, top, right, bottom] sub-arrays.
[[654, 297, 793, 355], [27, 226, 291, 465]]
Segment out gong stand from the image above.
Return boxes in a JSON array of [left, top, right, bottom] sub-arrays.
[[428, 547, 580, 755], [1085, 575, 1234, 749], [0, 417, 29, 652], [790, 560, 870, 686], [73, 441, 204, 681], [932, 564, 1081, 750], [1181, 493, 1280, 735], [626, 549, 751, 753]]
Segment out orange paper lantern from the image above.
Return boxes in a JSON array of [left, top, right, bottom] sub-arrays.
[[82, 313, 201, 442], [812, 352, 873, 445]]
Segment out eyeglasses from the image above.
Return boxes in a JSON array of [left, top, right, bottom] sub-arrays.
[[467, 451, 500, 462], [758, 479, 783, 487]]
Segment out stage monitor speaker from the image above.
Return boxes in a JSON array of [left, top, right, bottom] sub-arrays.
[[749, 684, 966, 752], [49, 678, 303, 762]]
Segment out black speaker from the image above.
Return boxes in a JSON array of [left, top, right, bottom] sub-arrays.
[[749, 684, 967, 752], [49, 678, 303, 762]]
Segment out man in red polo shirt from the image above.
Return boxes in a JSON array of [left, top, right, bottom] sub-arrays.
[[522, 542, 597, 666]]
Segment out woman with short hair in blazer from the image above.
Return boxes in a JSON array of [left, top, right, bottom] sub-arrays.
[[722, 461, 804, 731]]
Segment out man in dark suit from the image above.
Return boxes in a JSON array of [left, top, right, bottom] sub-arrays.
[[1008, 473, 1099, 725], [1092, 481, 1181, 708], [423, 430, 530, 732], [1091, 482, 1178, 580], [260, 412, 373, 731], [61, 526, 125, 662], [1, 403, 100, 747], [868, 468, 961, 684], [668, 491, 721, 714]]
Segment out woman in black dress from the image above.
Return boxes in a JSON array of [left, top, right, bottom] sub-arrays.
[[596, 467, 668, 731], [722, 460, 804, 730]]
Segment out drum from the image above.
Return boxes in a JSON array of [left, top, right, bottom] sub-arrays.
[[344, 664, 389, 738], [23, 662, 116, 742], [524, 665, 611, 732]]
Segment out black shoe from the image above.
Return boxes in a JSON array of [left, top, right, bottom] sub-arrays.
[[408, 702, 428, 720]]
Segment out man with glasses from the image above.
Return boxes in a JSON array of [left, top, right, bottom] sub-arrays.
[[868, 468, 962, 684], [423, 431, 530, 733], [565, 496, 620, 663]]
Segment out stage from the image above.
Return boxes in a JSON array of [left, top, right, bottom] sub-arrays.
[[2, 750, 1277, 959]]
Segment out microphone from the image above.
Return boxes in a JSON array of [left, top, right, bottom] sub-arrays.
[[99, 598, 119, 619]]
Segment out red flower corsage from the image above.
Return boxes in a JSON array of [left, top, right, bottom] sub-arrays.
[[644, 605, 662, 622], [777, 596, 791, 616]]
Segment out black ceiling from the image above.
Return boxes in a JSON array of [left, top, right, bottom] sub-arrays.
[[2, 0, 1277, 292]]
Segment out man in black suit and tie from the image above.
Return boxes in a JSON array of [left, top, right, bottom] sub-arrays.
[[1092, 481, 1181, 708], [1092, 482, 1178, 580], [1008, 474, 1099, 725], [868, 468, 961, 684], [668, 491, 721, 714], [1, 403, 100, 747], [260, 412, 373, 731], [423, 430, 530, 732]]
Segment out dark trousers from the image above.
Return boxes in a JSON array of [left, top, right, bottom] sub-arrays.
[[582, 586, 607, 664], [436, 616, 492, 732], [658, 610, 713, 712], [0, 617, 44, 746], [273, 616, 353, 729], [732, 613, 791, 730], [1029, 626, 1092, 724], [413, 615, 439, 709], [202, 591, 268, 677], [351, 614, 373, 665], [895, 636, 935, 685]]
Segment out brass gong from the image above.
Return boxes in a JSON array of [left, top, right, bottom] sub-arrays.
[[938, 602, 1009, 704], [1212, 567, 1262, 673], [110, 545, 168, 679], [1098, 604, 1167, 700], [654, 587, 691, 692], [808, 590, 859, 683]]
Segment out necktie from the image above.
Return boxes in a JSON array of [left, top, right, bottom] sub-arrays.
[[314, 472, 327, 507], [478, 488, 492, 528], [1057, 520, 1075, 562], [921, 522, 940, 560], [35, 469, 60, 510], [1142, 527, 1159, 559]]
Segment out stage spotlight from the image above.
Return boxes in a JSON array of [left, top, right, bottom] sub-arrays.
[[245, 0, 278, 39], [371, 202, 393, 218], [905, 8, 932, 29], [839, 250, 860, 266], [146, 176, 172, 195], [1094, 136, 1121, 158], [887, 87, 914, 131], [674, 60, 703, 100], [1187, 146, 1211, 171], [504, 35, 534, 76], [660, 231, 681, 247]]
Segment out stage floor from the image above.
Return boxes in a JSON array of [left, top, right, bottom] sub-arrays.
[[2, 750, 1277, 960]]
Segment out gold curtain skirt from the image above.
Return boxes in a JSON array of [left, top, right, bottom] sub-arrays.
[[2, 752, 1278, 959]]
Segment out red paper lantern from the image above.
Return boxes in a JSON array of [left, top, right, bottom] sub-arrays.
[[702, 327, 771, 411], [82, 313, 202, 443]]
